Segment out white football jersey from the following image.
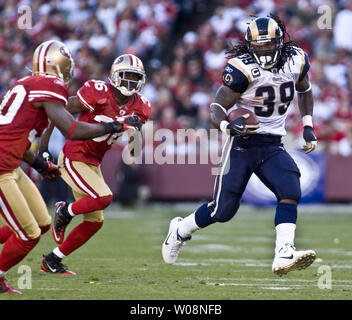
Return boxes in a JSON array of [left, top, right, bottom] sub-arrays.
[[222, 47, 310, 136]]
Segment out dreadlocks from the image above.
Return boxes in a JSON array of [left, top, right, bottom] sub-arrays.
[[226, 14, 300, 71]]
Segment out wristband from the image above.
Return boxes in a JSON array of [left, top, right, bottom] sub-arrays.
[[220, 120, 230, 134], [302, 115, 313, 127], [210, 103, 227, 115], [297, 83, 312, 93]]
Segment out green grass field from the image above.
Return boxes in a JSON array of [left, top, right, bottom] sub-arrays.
[[1, 203, 352, 300]]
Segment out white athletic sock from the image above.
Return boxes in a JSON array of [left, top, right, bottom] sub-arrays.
[[177, 213, 200, 239], [275, 223, 296, 253], [0, 269, 7, 278], [67, 204, 75, 217], [53, 247, 66, 259]]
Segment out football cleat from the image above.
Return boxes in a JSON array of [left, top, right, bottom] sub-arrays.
[[0, 277, 22, 294], [52, 201, 72, 244], [272, 243, 316, 276], [162, 217, 191, 264], [41, 254, 76, 275]]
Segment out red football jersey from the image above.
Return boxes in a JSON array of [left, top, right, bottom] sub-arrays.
[[63, 80, 152, 165], [0, 75, 68, 174]]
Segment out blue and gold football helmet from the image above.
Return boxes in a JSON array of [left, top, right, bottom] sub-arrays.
[[245, 17, 284, 70]]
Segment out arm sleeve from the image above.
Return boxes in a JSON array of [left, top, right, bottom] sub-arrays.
[[222, 63, 249, 93]]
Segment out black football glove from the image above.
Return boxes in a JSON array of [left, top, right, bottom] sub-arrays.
[[37, 147, 54, 163], [302, 126, 317, 153], [40, 161, 61, 179], [125, 115, 142, 131], [228, 114, 258, 136], [103, 115, 142, 134], [31, 156, 61, 179], [103, 121, 124, 134]]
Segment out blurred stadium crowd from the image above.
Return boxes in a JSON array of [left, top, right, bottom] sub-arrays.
[[1, 0, 352, 158]]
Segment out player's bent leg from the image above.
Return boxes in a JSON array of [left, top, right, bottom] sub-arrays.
[[0, 232, 40, 294], [162, 202, 213, 264], [162, 195, 241, 264], [0, 171, 44, 294], [70, 194, 113, 215], [209, 195, 241, 223], [163, 136, 248, 265], [0, 225, 14, 244], [59, 220, 103, 256], [254, 149, 315, 274], [53, 153, 112, 244], [52, 195, 111, 244], [42, 220, 103, 275], [43, 209, 104, 275], [17, 167, 52, 232]]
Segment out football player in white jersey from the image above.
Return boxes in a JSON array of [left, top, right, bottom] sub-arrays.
[[162, 15, 317, 275]]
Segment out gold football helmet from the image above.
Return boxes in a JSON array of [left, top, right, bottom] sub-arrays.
[[32, 40, 75, 84], [245, 17, 283, 69], [109, 54, 146, 96]]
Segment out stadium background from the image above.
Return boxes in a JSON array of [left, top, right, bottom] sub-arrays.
[[1, 0, 352, 206]]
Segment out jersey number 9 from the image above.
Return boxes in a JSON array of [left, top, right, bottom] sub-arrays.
[[254, 81, 294, 117]]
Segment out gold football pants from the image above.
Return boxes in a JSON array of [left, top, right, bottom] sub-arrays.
[[58, 151, 112, 222], [0, 167, 51, 240]]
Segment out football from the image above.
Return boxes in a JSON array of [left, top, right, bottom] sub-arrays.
[[227, 107, 259, 127]]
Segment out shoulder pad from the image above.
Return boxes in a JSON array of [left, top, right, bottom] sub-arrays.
[[222, 57, 254, 93], [286, 47, 310, 82], [27, 75, 68, 105], [134, 94, 152, 123]]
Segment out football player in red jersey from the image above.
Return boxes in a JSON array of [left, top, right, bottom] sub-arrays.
[[40, 54, 152, 275], [0, 41, 138, 294]]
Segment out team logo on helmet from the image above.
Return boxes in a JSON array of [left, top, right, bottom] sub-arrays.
[[60, 46, 70, 58], [115, 56, 124, 64]]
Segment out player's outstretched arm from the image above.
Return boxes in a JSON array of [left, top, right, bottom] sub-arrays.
[[42, 101, 121, 140], [37, 96, 85, 160], [296, 74, 317, 153]]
